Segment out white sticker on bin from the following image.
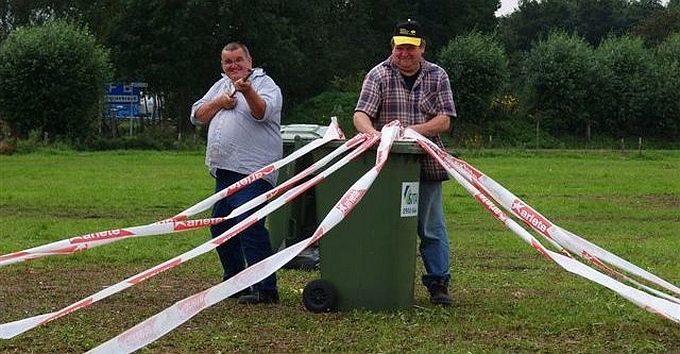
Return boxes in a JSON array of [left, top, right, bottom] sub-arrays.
[[400, 182, 419, 217]]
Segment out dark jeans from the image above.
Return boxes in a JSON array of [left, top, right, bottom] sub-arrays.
[[210, 169, 277, 293], [417, 180, 451, 287]]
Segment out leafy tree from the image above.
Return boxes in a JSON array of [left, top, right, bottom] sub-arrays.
[[0, 0, 125, 42], [651, 33, 680, 140], [499, 0, 577, 53], [210, 0, 376, 109], [0, 0, 47, 40], [107, 0, 390, 133], [573, 0, 626, 46], [4, 0, 677, 146], [414, 0, 499, 56], [0, 1, 11, 40], [2, 0, 505, 140], [0, 19, 112, 141], [500, 0, 666, 52], [349, 0, 415, 61], [623, 0, 666, 26], [521, 32, 595, 139], [630, 5, 680, 47], [107, 0, 226, 135], [591, 35, 655, 138], [438, 31, 509, 139]]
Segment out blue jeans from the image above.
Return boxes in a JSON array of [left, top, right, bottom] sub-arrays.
[[418, 180, 451, 287], [210, 169, 277, 294]]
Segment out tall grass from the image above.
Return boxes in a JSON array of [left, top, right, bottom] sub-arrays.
[[0, 149, 678, 353]]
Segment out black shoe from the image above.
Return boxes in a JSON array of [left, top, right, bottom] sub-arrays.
[[237, 291, 279, 305], [228, 288, 252, 299], [428, 279, 452, 306]]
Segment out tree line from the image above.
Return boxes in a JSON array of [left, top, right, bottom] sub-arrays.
[[0, 0, 679, 149]]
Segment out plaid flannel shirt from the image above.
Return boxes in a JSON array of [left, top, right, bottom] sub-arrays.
[[355, 58, 457, 181]]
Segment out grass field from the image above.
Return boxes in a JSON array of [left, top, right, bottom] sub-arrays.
[[0, 148, 678, 353]]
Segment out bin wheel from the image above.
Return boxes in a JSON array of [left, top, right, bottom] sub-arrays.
[[303, 279, 338, 313]]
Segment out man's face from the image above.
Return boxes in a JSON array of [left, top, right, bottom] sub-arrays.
[[391, 44, 424, 74], [221, 48, 252, 81]]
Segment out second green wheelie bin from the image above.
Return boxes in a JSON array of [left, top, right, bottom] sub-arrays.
[[269, 124, 328, 269]]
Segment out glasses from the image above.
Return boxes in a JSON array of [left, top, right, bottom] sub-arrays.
[[221, 57, 246, 66]]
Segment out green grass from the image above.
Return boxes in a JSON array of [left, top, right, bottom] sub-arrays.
[[0, 149, 678, 353]]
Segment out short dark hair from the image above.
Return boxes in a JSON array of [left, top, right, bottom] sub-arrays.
[[223, 42, 250, 58]]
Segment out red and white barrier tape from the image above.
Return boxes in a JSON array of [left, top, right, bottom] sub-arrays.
[[403, 128, 680, 323], [0, 218, 228, 267], [0, 132, 379, 339], [0, 119, 344, 267], [451, 155, 680, 299], [227, 133, 368, 220], [163, 117, 346, 222], [86, 122, 401, 354], [403, 129, 680, 301], [3, 120, 676, 348]]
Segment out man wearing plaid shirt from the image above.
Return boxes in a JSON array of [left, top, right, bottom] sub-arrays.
[[353, 19, 457, 305]]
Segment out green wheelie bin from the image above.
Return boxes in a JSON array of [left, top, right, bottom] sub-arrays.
[[302, 140, 423, 312], [269, 124, 328, 269]]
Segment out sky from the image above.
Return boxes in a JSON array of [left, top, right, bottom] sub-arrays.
[[496, 0, 519, 17], [495, 0, 670, 17]]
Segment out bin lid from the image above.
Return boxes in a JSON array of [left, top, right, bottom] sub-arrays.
[[323, 139, 424, 154], [281, 124, 328, 141]]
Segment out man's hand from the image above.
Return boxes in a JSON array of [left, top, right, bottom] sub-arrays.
[[221, 91, 237, 110], [232, 77, 252, 95], [353, 111, 380, 135], [230, 69, 254, 97]]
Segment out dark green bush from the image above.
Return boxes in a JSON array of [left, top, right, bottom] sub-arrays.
[[0, 19, 112, 142]]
